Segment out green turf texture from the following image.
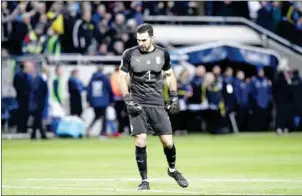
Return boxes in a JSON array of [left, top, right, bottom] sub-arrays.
[[2, 133, 302, 195]]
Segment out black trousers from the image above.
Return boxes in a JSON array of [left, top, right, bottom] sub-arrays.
[[186, 110, 204, 133], [70, 101, 83, 117], [235, 106, 250, 132], [114, 100, 129, 133], [16, 105, 29, 133], [275, 103, 293, 130], [30, 110, 47, 139], [250, 106, 270, 131], [89, 107, 107, 136], [206, 109, 229, 134]]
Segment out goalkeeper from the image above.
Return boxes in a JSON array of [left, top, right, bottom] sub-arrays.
[[119, 23, 189, 190]]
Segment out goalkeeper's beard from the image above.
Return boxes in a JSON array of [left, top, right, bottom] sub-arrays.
[[140, 43, 151, 52]]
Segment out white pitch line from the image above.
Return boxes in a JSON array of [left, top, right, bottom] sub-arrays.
[[16, 177, 302, 183], [2, 185, 290, 195], [2, 185, 200, 195]]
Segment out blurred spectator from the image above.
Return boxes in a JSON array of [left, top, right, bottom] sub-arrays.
[[188, 65, 206, 105], [41, 65, 50, 121], [72, 9, 95, 54], [296, 17, 302, 30], [10, 2, 34, 54], [60, 1, 79, 53], [205, 72, 228, 134], [167, 1, 176, 16], [222, 67, 235, 113], [111, 40, 125, 55], [153, 2, 167, 15], [286, 1, 302, 25], [97, 42, 109, 55], [187, 1, 199, 16], [216, 1, 236, 17], [212, 65, 223, 83], [130, 1, 144, 25], [31, 2, 47, 28], [92, 4, 106, 25], [291, 69, 302, 131], [111, 13, 127, 41], [87, 44, 97, 56], [248, 1, 261, 21], [3, 1, 301, 54], [256, 1, 274, 31], [222, 67, 236, 132], [112, 2, 126, 15], [2, 1, 18, 42], [171, 68, 192, 132], [105, 105, 120, 137], [51, 65, 65, 105], [272, 1, 282, 32], [47, 2, 63, 18], [205, 1, 214, 16], [22, 23, 47, 55], [45, 27, 61, 55], [86, 67, 114, 139], [187, 65, 206, 132], [66, 1, 81, 17], [68, 69, 84, 117], [28, 65, 48, 140], [124, 19, 138, 48], [13, 61, 33, 133], [94, 19, 111, 46], [249, 68, 272, 131], [273, 61, 292, 134], [142, 2, 157, 16], [110, 65, 129, 134], [234, 70, 250, 131]]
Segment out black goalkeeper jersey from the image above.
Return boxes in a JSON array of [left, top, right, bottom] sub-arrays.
[[120, 45, 171, 108]]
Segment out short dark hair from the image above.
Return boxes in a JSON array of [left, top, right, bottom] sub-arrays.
[[136, 23, 153, 36]]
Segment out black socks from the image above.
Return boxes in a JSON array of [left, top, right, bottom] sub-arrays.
[[164, 145, 176, 169], [135, 146, 147, 181], [136, 145, 176, 181]]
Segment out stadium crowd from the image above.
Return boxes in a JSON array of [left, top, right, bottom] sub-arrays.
[[1, 1, 302, 138], [2, 1, 302, 56]]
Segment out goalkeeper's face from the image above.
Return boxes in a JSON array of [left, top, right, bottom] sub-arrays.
[[137, 32, 153, 52]]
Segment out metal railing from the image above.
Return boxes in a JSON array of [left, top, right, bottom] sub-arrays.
[[143, 15, 302, 55]]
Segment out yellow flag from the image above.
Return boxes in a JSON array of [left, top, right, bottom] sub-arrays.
[[51, 14, 64, 35]]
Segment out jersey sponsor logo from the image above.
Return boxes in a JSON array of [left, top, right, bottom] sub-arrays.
[[156, 57, 161, 64], [147, 60, 151, 64]]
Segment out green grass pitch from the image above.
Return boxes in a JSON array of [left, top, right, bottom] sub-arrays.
[[2, 133, 302, 195]]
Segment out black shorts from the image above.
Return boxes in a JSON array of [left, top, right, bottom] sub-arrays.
[[129, 107, 173, 136]]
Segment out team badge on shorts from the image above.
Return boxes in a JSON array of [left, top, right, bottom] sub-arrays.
[[156, 57, 161, 64]]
